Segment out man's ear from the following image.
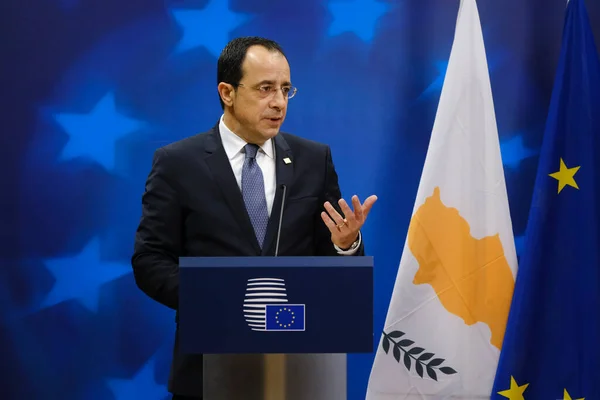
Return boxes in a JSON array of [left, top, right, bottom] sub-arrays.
[[218, 82, 235, 107]]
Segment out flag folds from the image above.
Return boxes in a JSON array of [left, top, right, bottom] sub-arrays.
[[366, 0, 518, 398], [492, 0, 600, 398]]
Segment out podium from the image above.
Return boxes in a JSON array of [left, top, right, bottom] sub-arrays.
[[179, 256, 374, 400]]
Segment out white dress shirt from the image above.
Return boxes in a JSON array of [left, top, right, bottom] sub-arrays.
[[218, 115, 360, 254], [219, 116, 276, 216]]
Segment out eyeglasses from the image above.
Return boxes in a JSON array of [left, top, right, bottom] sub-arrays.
[[236, 83, 298, 99]]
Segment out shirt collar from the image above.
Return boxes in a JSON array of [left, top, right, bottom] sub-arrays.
[[219, 115, 274, 160]]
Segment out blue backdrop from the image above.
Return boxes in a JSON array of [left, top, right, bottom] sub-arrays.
[[2, 0, 599, 398]]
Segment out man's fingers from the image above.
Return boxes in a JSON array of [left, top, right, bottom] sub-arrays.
[[324, 201, 345, 227], [362, 195, 378, 218], [351, 195, 364, 222], [321, 211, 338, 232], [324, 194, 378, 235], [338, 199, 356, 225]]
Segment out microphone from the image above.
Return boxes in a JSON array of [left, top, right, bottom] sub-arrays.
[[274, 184, 287, 257]]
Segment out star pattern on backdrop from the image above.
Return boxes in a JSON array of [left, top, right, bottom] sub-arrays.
[[12, 0, 549, 398], [327, 0, 390, 43], [418, 51, 505, 102], [171, 0, 251, 58], [53, 92, 144, 171], [107, 358, 168, 400], [39, 237, 131, 313], [500, 135, 538, 169]]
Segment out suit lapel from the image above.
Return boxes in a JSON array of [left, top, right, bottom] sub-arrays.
[[262, 134, 294, 256], [203, 126, 262, 254]]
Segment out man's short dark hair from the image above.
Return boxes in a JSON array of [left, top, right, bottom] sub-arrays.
[[217, 36, 287, 109]]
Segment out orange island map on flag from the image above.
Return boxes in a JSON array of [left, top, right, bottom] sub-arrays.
[[366, 0, 518, 398], [409, 186, 515, 351]]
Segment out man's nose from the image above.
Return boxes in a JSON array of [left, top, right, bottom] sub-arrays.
[[269, 89, 287, 109]]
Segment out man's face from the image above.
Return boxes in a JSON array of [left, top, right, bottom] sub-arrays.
[[226, 46, 291, 144]]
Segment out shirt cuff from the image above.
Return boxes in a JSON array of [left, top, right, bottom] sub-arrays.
[[334, 231, 362, 255]]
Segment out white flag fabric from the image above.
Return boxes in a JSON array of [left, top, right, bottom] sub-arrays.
[[365, 0, 518, 398]]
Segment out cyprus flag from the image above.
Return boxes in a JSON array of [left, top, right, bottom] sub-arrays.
[[366, 0, 518, 398]]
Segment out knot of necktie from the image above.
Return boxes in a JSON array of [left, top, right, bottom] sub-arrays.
[[244, 144, 260, 160]]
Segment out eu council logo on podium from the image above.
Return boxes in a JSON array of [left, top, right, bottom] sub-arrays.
[[243, 277, 306, 332], [265, 304, 305, 331]]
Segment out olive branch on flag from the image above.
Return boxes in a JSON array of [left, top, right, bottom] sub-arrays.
[[381, 330, 458, 381]]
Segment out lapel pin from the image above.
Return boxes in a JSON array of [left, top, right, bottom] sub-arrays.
[[283, 157, 292, 164]]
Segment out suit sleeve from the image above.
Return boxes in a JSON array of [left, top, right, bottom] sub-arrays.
[[314, 145, 365, 256], [131, 147, 181, 310]]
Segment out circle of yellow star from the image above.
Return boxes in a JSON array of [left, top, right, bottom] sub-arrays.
[[498, 376, 529, 400], [549, 158, 580, 194], [563, 388, 585, 400]]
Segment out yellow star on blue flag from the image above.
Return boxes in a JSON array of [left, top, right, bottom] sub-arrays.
[[497, 376, 528, 400], [548, 158, 580, 193], [563, 388, 585, 400], [492, 0, 600, 398]]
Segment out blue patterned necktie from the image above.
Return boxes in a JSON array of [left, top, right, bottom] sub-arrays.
[[242, 144, 269, 248]]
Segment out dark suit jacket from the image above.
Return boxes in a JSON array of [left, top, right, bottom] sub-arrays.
[[131, 123, 364, 396]]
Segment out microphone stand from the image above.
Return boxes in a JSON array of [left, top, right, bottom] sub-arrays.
[[264, 183, 287, 400]]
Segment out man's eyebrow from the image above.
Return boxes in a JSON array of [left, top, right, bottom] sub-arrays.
[[256, 80, 292, 86]]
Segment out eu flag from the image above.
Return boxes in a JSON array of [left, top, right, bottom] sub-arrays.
[[492, 0, 600, 398], [265, 304, 305, 331]]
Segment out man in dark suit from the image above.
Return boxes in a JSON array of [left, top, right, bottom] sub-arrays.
[[131, 36, 377, 400]]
